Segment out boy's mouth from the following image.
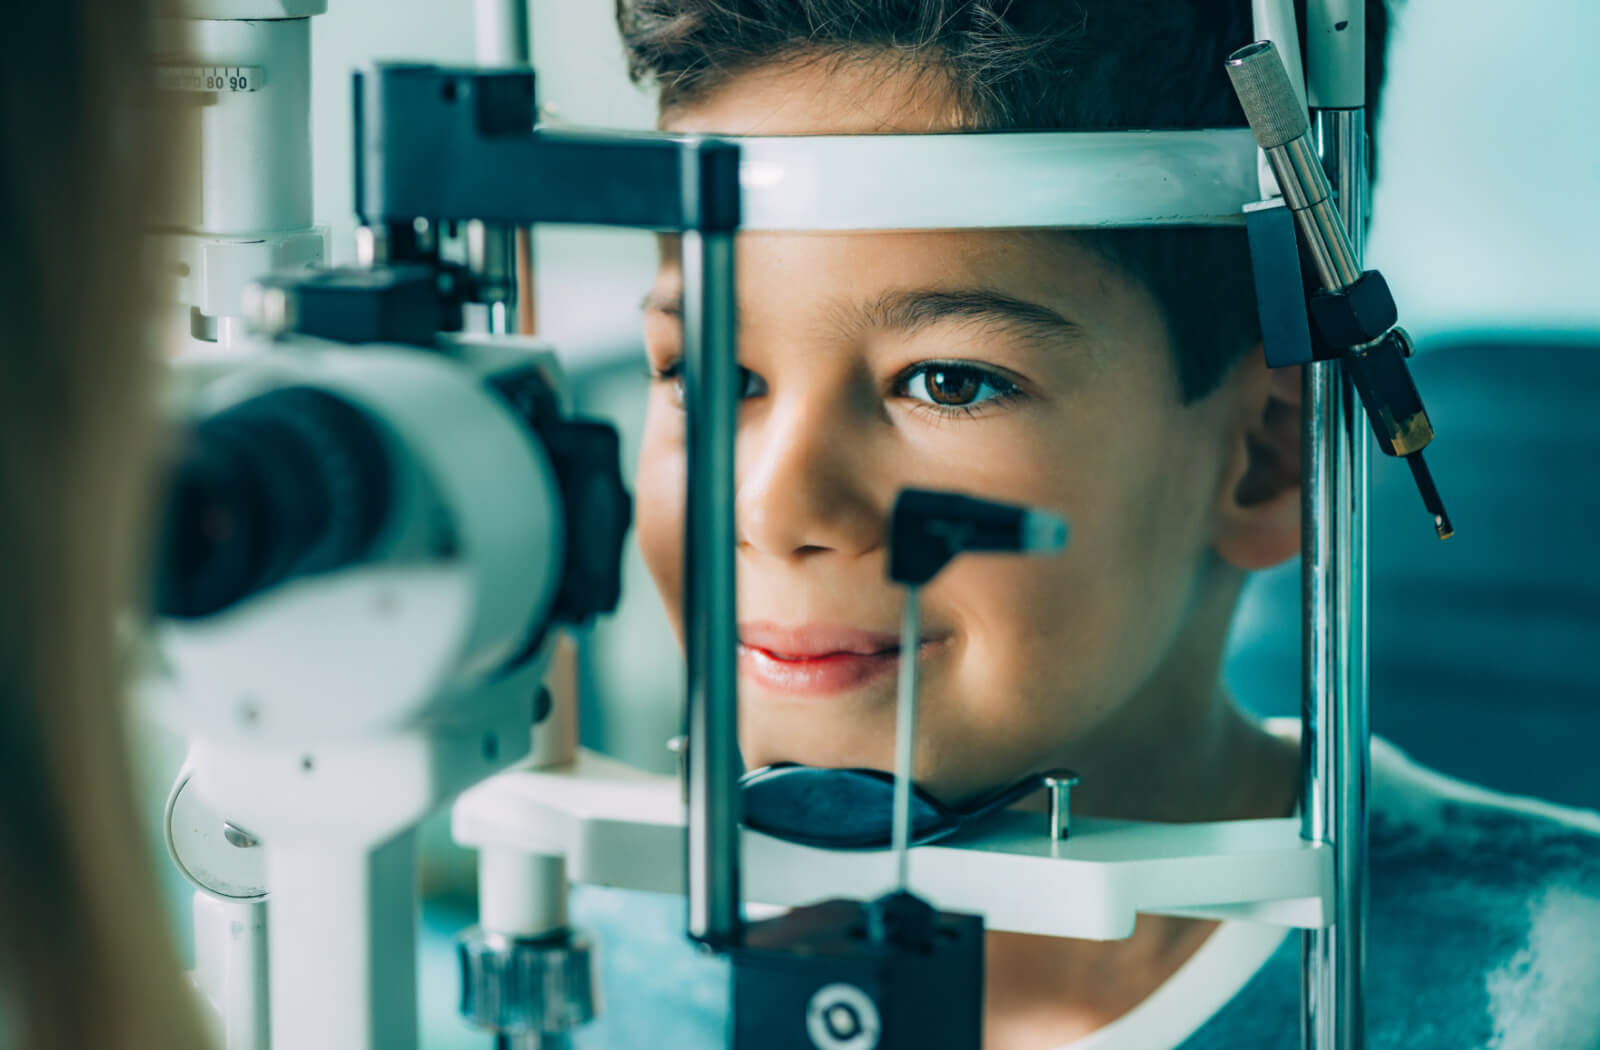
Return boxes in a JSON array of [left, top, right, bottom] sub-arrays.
[[737, 623, 946, 697]]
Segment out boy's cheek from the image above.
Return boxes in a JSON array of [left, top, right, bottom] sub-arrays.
[[928, 509, 1197, 719]]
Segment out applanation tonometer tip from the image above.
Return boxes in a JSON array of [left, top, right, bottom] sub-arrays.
[[887, 491, 1069, 891]]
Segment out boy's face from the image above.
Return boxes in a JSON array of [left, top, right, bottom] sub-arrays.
[[635, 58, 1284, 805]]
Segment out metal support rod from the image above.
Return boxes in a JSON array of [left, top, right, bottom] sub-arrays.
[[472, 0, 530, 334], [1301, 107, 1370, 1050], [682, 230, 743, 946], [488, 301, 515, 335], [464, 219, 518, 336], [473, 0, 531, 65], [891, 586, 922, 891], [495, 1035, 570, 1050]]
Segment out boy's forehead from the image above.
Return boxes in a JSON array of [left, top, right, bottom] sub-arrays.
[[660, 53, 965, 136], [652, 54, 1154, 355], [652, 226, 1119, 315], [649, 224, 1137, 381]]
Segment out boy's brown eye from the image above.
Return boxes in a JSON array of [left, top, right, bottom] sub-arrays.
[[899, 362, 1020, 416], [925, 366, 982, 405]]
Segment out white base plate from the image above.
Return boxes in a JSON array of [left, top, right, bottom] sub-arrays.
[[454, 751, 1330, 941]]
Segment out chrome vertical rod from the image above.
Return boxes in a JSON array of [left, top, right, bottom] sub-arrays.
[[891, 586, 922, 891], [681, 230, 743, 946], [1301, 107, 1370, 1050]]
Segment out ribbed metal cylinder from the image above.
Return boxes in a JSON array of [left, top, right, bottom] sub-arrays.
[[458, 929, 599, 1035], [1227, 41, 1311, 149]]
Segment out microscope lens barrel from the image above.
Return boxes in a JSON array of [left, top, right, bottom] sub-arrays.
[[155, 387, 392, 619]]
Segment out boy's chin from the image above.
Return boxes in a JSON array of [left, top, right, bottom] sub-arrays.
[[738, 731, 888, 777], [739, 737, 1006, 809], [740, 740, 871, 774]]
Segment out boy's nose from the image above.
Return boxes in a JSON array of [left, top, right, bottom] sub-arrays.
[[736, 402, 883, 560]]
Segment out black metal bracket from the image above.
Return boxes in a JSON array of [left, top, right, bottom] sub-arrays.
[[1245, 199, 1319, 369], [1243, 198, 1453, 538], [353, 64, 740, 232], [1309, 270, 1399, 352]]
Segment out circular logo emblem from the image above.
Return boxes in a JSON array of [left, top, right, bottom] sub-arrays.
[[805, 983, 882, 1050]]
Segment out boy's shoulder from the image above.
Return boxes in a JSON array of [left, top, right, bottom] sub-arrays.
[[1367, 731, 1600, 894], [1364, 734, 1600, 1047], [1201, 727, 1600, 1049], [1258, 718, 1600, 876]]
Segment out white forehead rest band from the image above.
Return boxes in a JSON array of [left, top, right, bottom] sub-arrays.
[[731, 128, 1260, 233]]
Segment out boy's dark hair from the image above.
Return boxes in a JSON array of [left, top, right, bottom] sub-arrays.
[[616, 0, 1392, 402]]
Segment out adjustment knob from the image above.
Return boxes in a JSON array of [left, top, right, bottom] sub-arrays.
[[457, 928, 600, 1037]]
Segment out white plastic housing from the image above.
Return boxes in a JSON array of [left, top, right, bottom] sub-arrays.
[[191, 894, 270, 1050], [154, 17, 314, 236], [1305, 0, 1366, 110], [154, 229, 325, 326], [480, 848, 568, 938], [154, 343, 564, 746], [267, 831, 418, 1050], [171, 0, 326, 16]]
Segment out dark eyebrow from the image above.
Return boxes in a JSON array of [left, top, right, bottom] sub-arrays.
[[641, 287, 1083, 344], [855, 288, 1082, 344]]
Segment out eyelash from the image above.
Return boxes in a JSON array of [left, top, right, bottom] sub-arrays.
[[644, 359, 1023, 420], [644, 360, 767, 400]]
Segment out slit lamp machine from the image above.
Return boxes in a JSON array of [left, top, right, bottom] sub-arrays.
[[144, 1, 1451, 1048]]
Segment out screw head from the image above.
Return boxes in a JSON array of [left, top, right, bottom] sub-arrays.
[[667, 736, 688, 804], [1042, 769, 1081, 842], [1042, 769, 1081, 790], [222, 822, 260, 849]]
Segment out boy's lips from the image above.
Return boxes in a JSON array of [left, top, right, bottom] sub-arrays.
[[737, 623, 947, 697]]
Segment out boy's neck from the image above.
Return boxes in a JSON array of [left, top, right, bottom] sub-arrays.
[[1067, 693, 1300, 825], [985, 710, 1298, 1049], [1052, 566, 1300, 825]]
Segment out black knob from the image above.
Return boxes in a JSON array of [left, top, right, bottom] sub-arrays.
[[543, 419, 632, 625]]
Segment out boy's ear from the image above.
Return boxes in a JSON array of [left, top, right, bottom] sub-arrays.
[[1214, 349, 1302, 571]]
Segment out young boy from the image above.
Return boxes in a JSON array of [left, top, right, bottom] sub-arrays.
[[579, 2, 1600, 1047]]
